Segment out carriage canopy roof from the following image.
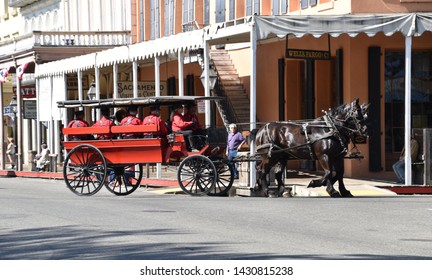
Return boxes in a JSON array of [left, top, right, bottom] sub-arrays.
[[57, 96, 224, 109]]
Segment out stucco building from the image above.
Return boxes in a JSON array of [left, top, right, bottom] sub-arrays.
[[3, 0, 432, 185]]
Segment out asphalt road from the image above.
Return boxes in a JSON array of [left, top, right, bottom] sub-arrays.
[[1, 177, 432, 260]]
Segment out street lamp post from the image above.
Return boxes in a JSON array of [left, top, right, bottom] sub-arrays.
[[199, 67, 218, 91], [200, 66, 218, 128], [87, 82, 96, 122], [87, 82, 96, 100]]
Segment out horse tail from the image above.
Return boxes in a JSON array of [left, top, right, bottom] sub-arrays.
[[248, 128, 260, 144]]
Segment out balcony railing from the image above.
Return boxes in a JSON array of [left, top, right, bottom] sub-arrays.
[[32, 31, 131, 46], [0, 30, 131, 55], [8, 0, 39, 8]]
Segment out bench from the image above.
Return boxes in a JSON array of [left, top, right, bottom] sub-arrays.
[[62, 124, 160, 139]]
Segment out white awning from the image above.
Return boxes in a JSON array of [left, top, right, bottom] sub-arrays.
[[254, 13, 432, 40], [36, 29, 204, 78], [129, 29, 203, 60], [36, 53, 96, 77]]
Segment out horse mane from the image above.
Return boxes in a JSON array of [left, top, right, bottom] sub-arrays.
[[328, 103, 349, 117]]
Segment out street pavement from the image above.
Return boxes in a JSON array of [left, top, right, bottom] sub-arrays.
[[0, 164, 399, 197]]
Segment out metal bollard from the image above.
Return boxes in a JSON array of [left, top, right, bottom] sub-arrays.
[[28, 150, 37, 171], [49, 154, 58, 172]]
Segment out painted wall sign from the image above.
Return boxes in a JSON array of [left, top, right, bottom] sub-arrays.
[[117, 81, 167, 98]]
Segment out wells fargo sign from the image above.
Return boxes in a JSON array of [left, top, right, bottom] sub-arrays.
[[117, 81, 167, 98], [285, 49, 331, 60], [285, 34, 331, 60]]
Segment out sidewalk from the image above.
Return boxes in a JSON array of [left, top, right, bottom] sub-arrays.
[[1, 166, 432, 196]]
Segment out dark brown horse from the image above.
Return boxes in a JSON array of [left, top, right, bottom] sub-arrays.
[[249, 98, 369, 197]]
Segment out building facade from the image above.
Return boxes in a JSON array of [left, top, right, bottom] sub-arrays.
[[3, 0, 432, 185], [0, 0, 131, 170]]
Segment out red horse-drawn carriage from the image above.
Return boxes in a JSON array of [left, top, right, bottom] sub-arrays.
[[57, 96, 233, 197]]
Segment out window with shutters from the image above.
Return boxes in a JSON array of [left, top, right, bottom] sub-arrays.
[[246, 0, 260, 16], [164, 0, 174, 36], [150, 0, 160, 40]]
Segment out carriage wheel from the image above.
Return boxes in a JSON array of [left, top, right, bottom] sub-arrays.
[[208, 159, 234, 196], [177, 155, 217, 196], [63, 144, 107, 196], [104, 164, 143, 196]]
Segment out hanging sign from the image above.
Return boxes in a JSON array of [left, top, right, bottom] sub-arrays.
[[23, 100, 37, 119], [285, 34, 331, 60], [285, 49, 331, 60]]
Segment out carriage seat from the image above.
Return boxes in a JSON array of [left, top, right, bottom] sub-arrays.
[[63, 124, 161, 140], [110, 124, 161, 138]]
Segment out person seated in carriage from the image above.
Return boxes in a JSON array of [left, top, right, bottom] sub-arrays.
[[92, 106, 116, 140], [120, 105, 142, 138], [171, 103, 196, 150], [183, 103, 207, 150], [66, 110, 91, 140], [142, 105, 169, 138]]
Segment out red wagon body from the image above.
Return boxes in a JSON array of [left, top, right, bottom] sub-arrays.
[[58, 96, 233, 197]]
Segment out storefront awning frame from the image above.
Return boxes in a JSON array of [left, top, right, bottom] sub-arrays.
[[203, 13, 432, 186]]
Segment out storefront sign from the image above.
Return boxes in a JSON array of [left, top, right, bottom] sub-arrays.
[[3, 106, 12, 116], [285, 49, 331, 60], [197, 100, 205, 114], [23, 100, 37, 119], [285, 34, 331, 60], [117, 81, 167, 98], [13, 86, 37, 98]]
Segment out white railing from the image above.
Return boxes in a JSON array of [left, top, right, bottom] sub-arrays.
[[0, 31, 131, 55], [32, 31, 131, 46]]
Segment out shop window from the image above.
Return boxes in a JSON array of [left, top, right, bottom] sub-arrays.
[[385, 51, 432, 154]]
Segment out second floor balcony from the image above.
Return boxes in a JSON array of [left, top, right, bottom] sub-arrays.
[[0, 30, 131, 62], [8, 0, 39, 8]]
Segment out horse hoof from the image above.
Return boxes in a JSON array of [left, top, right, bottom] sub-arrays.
[[330, 191, 341, 198], [268, 193, 278, 198], [341, 191, 354, 197]]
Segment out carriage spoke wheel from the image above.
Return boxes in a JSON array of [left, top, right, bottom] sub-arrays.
[[208, 159, 234, 196], [177, 155, 217, 196], [63, 144, 107, 196], [104, 164, 143, 196]]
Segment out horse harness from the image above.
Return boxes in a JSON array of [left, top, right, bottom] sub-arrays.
[[256, 113, 356, 160]]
